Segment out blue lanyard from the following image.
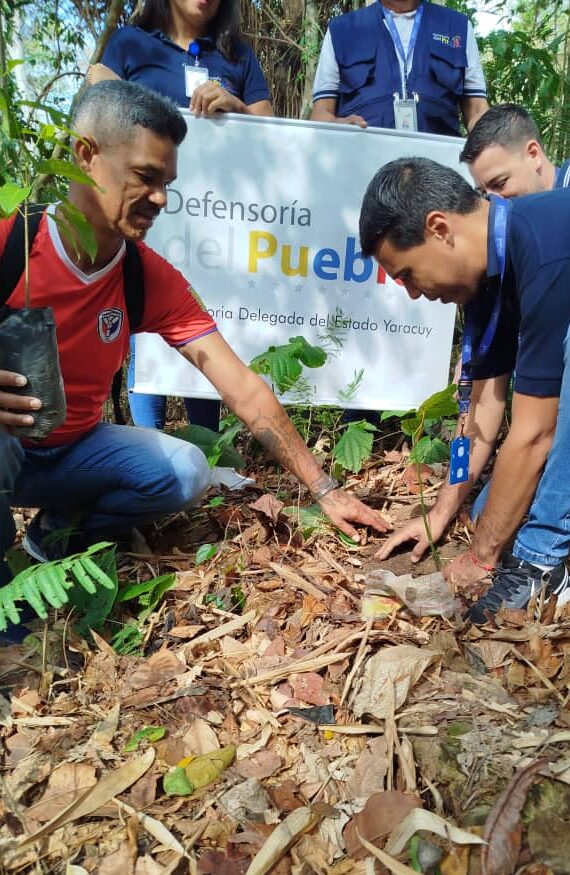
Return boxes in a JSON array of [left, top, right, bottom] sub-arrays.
[[188, 40, 201, 66], [383, 3, 424, 98], [458, 197, 510, 417]]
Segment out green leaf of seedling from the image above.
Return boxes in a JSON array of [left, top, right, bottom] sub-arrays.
[[337, 531, 359, 547], [408, 835, 422, 872], [269, 351, 303, 393], [196, 543, 218, 565], [0, 182, 32, 216], [208, 496, 225, 508], [163, 766, 194, 796], [137, 574, 177, 622], [124, 725, 166, 752], [401, 415, 423, 438], [56, 200, 98, 264], [37, 158, 97, 186], [171, 424, 245, 469], [283, 504, 328, 538], [293, 337, 327, 368], [380, 409, 411, 422], [230, 585, 246, 613], [409, 435, 450, 465], [331, 421, 375, 473], [111, 622, 144, 656], [117, 573, 175, 604], [417, 383, 458, 420], [204, 593, 226, 610]]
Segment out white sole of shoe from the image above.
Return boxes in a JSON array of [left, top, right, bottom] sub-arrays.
[[21, 534, 49, 564]]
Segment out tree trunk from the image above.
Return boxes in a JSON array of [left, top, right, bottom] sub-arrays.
[[299, 0, 320, 119]]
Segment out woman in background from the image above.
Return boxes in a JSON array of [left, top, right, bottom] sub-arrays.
[[89, 0, 273, 430]]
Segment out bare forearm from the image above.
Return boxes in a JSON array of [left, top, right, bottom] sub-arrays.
[[226, 374, 328, 492], [471, 438, 546, 563], [472, 392, 558, 563], [310, 101, 338, 123]]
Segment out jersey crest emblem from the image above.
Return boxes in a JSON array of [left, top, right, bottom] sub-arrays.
[[98, 308, 124, 343]]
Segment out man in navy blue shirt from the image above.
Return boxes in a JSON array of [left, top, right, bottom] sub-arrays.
[[359, 157, 570, 622], [460, 104, 570, 196]]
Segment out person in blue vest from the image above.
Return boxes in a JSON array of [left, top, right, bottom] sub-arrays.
[[88, 0, 273, 432], [460, 103, 570, 196], [311, 0, 488, 136], [359, 157, 570, 623]]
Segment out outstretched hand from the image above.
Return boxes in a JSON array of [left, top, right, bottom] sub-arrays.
[[318, 488, 392, 541], [375, 514, 448, 562]]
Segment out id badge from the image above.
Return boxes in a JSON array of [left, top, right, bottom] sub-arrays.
[[393, 97, 418, 132], [184, 65, 209, 98], [449, 436, 470, 485]]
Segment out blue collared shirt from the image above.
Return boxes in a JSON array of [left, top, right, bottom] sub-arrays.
[[470, 189, 570, 397], [102, 25, 270, 108]]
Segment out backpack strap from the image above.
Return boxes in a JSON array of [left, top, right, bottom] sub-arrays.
[[111, 241, 146, 425], [0, 205, 47, 306]]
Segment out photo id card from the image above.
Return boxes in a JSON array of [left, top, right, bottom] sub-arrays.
[[449, 436, 470, 485], [184, 65, 209, 98], [393, 97, 418, 132]]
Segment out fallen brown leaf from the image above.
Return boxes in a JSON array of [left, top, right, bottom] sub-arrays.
[[125, 649, 185, 691], [481, 758, 547, 875], [344, 791, 423, 859], [26, 763, 97, 822]]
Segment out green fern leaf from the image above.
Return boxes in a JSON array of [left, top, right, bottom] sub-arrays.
[[0, 542, 116, 632]]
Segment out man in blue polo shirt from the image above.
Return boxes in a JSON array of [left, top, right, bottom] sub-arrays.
[[359, 157, 570, 622], [460, 104, 570, 196]]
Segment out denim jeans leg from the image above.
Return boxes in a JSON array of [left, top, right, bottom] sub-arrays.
[[513, 326, 570, 566], [127, 336, 168, 429], [13, 423, 211, 534]]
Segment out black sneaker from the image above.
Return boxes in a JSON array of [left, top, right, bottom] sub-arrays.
[[467, 552, 570, 624], [22, 511, 150, 563], [22, 512, 88, 563]]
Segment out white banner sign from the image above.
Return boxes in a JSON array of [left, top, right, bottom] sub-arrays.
[[137, 115, 466, 409]]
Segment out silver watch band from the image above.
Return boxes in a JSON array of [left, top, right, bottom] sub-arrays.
[[311, 476, 340, 501]]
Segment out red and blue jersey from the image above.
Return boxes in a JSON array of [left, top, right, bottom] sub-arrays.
[[0, 210, 217, 446]]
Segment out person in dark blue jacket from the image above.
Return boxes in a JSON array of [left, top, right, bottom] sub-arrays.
[[311, 0, 488, 136], [89, 0, 273, 431], [460, 103, 570, 196]]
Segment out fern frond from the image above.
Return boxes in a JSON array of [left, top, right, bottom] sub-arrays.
[[0, 542, 117, 631]]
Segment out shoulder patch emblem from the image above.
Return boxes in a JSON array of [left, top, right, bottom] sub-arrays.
[[98, 308, 124, 343]]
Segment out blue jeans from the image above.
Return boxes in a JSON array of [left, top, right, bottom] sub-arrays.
[[127, 337, 221, 431], [471, 326, 570, 567], [11, 422, 211, 536]]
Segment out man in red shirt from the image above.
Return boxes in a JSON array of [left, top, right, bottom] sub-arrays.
[[1, 80, 389, 584]]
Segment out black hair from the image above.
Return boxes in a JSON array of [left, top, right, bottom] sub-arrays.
[[132, 0, 241, 62], [460, 104, 542, 164], [73, 80, 187, 146], [359, 157, 481, 257]]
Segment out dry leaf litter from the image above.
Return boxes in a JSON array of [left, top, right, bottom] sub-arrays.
[[2, 453, 570, 875]]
